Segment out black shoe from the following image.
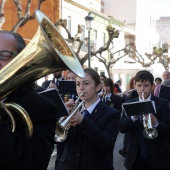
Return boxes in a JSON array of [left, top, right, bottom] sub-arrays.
[[119, 149, 126, 157]]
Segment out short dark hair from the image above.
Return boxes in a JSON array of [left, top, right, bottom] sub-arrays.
[[104, 78, 114, 92], [134, 70, 154, 85], [84, 68, 101, 86], [155, 77, 162, 82], [0, 30, 26, 53], [100, 74, 106, 79], [115, 80, 121, 85]]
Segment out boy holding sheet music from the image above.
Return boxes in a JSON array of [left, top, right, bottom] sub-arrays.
[[120, 70, 170, 170]]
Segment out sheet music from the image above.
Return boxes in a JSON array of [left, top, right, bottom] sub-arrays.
[[39, 88, 69, 118], [122, 100, 156, 116]]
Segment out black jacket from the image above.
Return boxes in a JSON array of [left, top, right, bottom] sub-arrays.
[[120, 95, 170, 170], [0, 85, 58, 170], [104, 93, 122, 113], [56, 100, 120, 170]]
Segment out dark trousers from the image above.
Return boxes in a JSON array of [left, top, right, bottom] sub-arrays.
[[131, 155, 151, 170], [123, 132, 129, 151], [131, 151, 170, 170]]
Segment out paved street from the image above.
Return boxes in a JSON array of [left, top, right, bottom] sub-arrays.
[[113, 133, 126, 170], [47, 132, 126, 170]]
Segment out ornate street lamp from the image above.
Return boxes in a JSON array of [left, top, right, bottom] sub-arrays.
[[85, 13, 94, 67]]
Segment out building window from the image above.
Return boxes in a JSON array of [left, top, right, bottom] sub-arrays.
[[91, 29, 97, 51], [94, 67, 98, 72], [100, 71, 105, 76], [81, 25, 86, 52], [103, 32, 106, 44], [67, 16, 71, 33]]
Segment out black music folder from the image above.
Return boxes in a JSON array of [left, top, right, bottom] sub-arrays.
[[39, 88, 68, 118], [58, 80, 77, 95], [159, 85, 170, 101], [122, 100, 156, 116]]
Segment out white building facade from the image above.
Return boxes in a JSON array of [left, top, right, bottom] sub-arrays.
[[102, 0, 163, 89]]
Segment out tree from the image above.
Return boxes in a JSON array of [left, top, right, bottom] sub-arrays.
[[126, 42, 169, 69], [0, 0, 46, 32], [55, 20, 131, 77], [0, 0, 5, 28], [1, 1, 168, 78], [95, 43, 133, 77], [0, 1, 142, 78]]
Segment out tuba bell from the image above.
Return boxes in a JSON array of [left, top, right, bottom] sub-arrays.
[[0, 10, 84, 137]]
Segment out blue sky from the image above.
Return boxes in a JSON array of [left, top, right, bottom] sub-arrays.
[[158, 0, 170, 16]]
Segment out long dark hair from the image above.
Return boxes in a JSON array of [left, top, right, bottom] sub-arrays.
[[104, 78, 114, 93]]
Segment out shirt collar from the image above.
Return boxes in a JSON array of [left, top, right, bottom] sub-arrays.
[[85, 97, 100, 114], [106, 93, 111, 98], [139, 94, 151, 101]]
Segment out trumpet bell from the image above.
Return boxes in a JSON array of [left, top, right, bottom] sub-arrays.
[[55, 124, 68, 142], [55, 100, 85, 142], [143, 128, 158, 139]]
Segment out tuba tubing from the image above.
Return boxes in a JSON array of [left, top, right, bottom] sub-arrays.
[[5, 103, 33, 137]]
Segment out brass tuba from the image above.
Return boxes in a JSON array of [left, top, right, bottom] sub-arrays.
[[0, 10, 84, 137]]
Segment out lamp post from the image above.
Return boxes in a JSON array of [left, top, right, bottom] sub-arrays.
[[85, 13, 94, 67]]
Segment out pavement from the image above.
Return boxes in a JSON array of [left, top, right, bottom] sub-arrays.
[[114, 133, 126, 170], [47, 132, 126, 170]]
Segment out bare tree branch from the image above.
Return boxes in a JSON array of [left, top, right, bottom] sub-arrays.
[[55, 19, 73, 41], [37, 0, 46, 9], [55, 19, 85, 57], [0, 0, 6, 29], [56, 21, 124, 77], [126, 44, 169, 68], [11, 0, 46, 32], [92, 25, 119, 56]]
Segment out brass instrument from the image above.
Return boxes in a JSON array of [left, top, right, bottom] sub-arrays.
[[55, 93, 84, 142], [0, 10, 84, 137], [2, 102, 33, 136], [142, 92, 158, 139], [118, 89, 136, 96]]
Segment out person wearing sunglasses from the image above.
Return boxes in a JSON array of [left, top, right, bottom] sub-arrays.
[[0, 30, 58, 170]]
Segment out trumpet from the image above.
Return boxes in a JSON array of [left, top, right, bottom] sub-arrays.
[[55, 93, 85, 142], [142, 92, 158, 139], [118, 89, 136, 96]]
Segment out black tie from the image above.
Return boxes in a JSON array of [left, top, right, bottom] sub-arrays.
[[82, 110, 90, 118], [104, 97, 109, 103], [56, 79, 59, 87]]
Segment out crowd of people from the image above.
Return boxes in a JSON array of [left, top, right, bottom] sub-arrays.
[[39, 68, 170, 170], [0, 29, 170, 170]]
